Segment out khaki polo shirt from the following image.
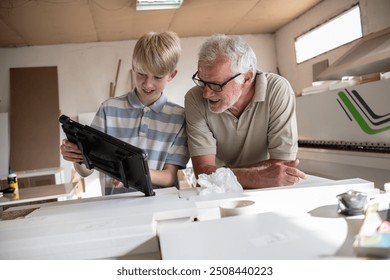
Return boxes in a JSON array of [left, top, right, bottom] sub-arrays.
[[184, 72, 298, 168]]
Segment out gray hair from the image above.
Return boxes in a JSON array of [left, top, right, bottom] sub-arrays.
[[198, 34, 257, 82]]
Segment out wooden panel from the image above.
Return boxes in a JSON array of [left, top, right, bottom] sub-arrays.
[[17, 178, 29, 189], [9, 66, 60, 172], [0, 113, 9, 176], [1, 179, 8, 189], [29, 175, 55, 187], [1, 174, 56, 189]]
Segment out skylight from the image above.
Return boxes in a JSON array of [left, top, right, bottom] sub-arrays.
[[295, 5, 362, 63]]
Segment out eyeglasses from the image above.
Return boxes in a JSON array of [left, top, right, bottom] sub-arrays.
[[192, 71, 241, 92]]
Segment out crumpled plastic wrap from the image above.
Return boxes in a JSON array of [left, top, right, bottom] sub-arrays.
[[197, 167, 243, 195]]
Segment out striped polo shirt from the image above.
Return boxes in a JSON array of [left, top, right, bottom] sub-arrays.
[[91, 90, 189, 194]]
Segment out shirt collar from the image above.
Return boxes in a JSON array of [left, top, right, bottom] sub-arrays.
[[253, 71, 267, 102], [127, 89, 167, 113]]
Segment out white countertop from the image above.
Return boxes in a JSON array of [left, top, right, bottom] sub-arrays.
[[0, 175, 381, 260], [159, 212, 352, 259], [0, 187, 197, 259], [158, 176, 380, 259]]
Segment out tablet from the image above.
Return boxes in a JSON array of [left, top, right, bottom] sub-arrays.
[[59, 115, 155, 196]]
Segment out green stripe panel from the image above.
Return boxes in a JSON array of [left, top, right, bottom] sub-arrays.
[[338, 91, 390, 135]]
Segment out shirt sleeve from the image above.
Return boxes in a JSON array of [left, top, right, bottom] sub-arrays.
[[184, 86, 217, 157], [164, 121, 190, 169], [266, 74, 298, 160], [90, 104, 107, 133]]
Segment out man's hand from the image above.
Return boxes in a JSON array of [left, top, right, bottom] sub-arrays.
[[232, 159, 306, 189], [253, 159, 306, 186]]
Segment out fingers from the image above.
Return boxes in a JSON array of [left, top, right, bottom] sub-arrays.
[[60, 139, 83, 162], [261, 162, 305, 186], [112, 179, 123, 188], [283, 159, 306, 179], [290, 168, 306, 180], [297, 169, 306, 179], [285, 165, 306, 185], [286, 169, 306, 180], [287, 175, 300, 184], [61, 139, 78, 150]]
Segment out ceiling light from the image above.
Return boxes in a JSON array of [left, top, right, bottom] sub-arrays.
[[136, 0, 183, 11]]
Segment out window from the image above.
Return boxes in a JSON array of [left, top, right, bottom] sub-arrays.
[[295, 5, 362, 63]]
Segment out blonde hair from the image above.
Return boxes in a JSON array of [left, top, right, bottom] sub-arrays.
[[132, 31, 181, 76]]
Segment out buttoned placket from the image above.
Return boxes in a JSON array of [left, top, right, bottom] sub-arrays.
[[230, 102, 254, 130], [139, 107, 150, 137]]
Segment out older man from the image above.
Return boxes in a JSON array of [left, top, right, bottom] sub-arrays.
[[185, 34, 306, 189]]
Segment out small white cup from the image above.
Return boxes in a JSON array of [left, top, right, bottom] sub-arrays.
[[219, 199, 255, 217]]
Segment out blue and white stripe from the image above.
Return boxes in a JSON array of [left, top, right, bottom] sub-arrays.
[[91, 90, 189, 171]]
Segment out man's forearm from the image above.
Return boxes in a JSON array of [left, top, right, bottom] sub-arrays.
[[193, 164, 218, 178], [230, 166, 274, 189], [193, 159, 302, 189], [233, 160, 304, 189]]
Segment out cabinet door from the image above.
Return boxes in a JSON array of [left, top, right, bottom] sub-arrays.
[[9, 67, 60, 172]]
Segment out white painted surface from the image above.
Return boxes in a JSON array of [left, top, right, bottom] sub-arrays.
[[0, 177, 379, 260], [159, 212, 349, 260], [0, 187, 196, 259], [275, 0, 390, 95], [159, 178, 378, 260]]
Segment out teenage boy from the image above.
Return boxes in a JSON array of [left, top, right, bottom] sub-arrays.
[[61, 31, 189, 195]]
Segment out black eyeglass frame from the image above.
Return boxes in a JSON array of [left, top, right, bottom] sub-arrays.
[[192, 71, 242, 92]]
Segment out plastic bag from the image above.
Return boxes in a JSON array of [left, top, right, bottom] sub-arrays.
[[197, 167, 243, 195]]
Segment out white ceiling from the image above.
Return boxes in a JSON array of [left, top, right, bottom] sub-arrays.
[[0, 0, 322, 48]]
